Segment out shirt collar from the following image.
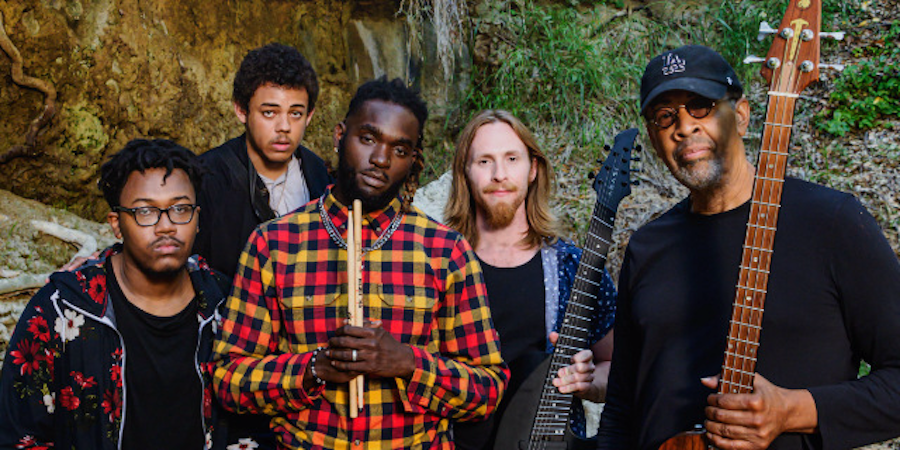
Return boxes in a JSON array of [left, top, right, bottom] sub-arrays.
[[321, 187, 404, 237]]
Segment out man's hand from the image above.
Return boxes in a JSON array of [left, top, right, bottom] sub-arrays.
[[47, 250, 102, 282], [702, 373, 817, 450], [326, 320, 416, 380], [548, 331, 612, 403]]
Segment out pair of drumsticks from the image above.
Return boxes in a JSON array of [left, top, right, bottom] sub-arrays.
[[347, 199, 365, 418]]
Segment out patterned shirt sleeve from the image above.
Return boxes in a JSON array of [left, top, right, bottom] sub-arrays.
[[211, 228, 323, 415], [0, 285, 60, 449], [394, 237, 509, 421]]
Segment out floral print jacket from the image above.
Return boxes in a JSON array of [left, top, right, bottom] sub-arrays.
[[0, 245, 231, 450]]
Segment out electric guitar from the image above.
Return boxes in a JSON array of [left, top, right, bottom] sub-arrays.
[[659, 0, 840, 448], [494, 128, 639, 450]]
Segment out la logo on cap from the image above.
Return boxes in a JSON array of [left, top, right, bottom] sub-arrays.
[[662, 52, 685, 76]]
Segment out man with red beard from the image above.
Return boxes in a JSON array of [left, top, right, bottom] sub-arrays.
[[194, 43, 332, 279], [444, 110, 617, 449], [0, 140, 236, 450], [212, 77, 508, 449]]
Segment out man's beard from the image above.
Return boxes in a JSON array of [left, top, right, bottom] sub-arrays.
[[336, 139, 408, 212], [473, 183, 526, 229], [672, 140, 725, 192]]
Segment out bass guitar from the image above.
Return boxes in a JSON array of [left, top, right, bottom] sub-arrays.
[[495, 128, 639, 450], [659, 0, 841, 448]]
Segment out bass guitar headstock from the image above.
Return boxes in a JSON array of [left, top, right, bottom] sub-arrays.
[[744, 0, 844, 94]]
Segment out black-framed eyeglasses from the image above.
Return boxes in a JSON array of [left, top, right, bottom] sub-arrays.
[[113, 204, 198, 227], [650, 97, 718, 129]]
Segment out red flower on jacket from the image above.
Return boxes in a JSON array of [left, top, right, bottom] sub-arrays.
[[71, 371, 97, 389], [59, 386, 80, 411], [26, 316, 51, 343], [203, 386, 213, 419], [40, 348, 54, 375], [10, 339, 41, 376], [109, 364, 122, 388], [75, 271, 87, 288], [16, 435, 52, 449], [101, 389, 122, 423], [85, 274, 106, 304]]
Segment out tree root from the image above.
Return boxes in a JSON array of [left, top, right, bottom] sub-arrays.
[[0, 220, 98, 295], [0, 9, 57, 165]]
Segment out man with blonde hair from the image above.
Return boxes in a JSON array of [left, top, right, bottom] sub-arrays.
[[445, 110, 616, 448]]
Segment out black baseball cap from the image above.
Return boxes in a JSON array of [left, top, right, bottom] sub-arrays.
[[640, 45, 743, 113]]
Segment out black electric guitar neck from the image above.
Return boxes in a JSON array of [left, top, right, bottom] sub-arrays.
[[494, 128, 639, 450]]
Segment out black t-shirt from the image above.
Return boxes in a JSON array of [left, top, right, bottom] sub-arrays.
[[454, 251, 546, 450], [107, 261, 204, 450], [479, 252, 547, 366]]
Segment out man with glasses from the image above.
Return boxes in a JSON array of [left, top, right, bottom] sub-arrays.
[[598, 45, 900, 449], [0, 139, 235, 449]]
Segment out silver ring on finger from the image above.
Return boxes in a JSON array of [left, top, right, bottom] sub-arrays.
[[352, 349, 358, 362]]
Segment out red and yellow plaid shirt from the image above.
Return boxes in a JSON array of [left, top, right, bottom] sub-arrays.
[[212, 191, 508, 449]]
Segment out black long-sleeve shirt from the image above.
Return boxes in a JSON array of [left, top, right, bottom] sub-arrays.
[[598, 178, 900, 450]]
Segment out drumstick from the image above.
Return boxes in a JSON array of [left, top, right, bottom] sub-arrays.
[[347, 206, 358, 417], [352, 199, 365, 413], [348, 200, 365, 418]]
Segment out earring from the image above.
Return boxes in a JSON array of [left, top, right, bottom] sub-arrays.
[[333, 147, 338, 154]]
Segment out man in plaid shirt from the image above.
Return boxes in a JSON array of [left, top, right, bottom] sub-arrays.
[[212, 77, 509, 449]]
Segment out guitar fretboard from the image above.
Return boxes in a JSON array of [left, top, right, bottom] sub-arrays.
[[720, 92, 798, 395], [529, 202, 615, 440]]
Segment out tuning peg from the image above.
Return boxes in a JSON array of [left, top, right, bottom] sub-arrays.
[[630, 168, 640, 173], [820, 31, 845, 41], [635, 145, 643, 152], [820, 63, 846, 72], [603, 144, 611, 152], [757, 21, 777, 41], [631, 180, 641, 186], [631, 156, 642, 162], [587, 171, 596, 180], [743, 55, 767, 65]]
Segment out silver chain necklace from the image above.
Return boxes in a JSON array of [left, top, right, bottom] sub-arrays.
[[318, 195, 404, 253]]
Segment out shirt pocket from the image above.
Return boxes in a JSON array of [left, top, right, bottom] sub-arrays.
[[281, 287, 344, 347], [375, 284, 438, 348]]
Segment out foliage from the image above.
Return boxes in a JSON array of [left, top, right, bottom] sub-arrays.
[[818, 20, 900, 136], [443, 0, 860, 239], [457, 0, 856, 152], [464, 2, 646, 152]]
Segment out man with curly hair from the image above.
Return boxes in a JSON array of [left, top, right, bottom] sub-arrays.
[[0, 139, 235, 450], [213, 77, 509, 449], [194, 43, 332, 279]]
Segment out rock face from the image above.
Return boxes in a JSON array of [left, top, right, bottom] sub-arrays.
[[0, 0, 463, 221]]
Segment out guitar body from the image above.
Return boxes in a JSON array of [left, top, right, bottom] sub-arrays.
[[493, 357, 595, 450], [658, 431, 708, 450]]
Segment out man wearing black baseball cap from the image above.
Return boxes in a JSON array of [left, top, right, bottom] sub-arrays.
[[598, 45, 900, 449]]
